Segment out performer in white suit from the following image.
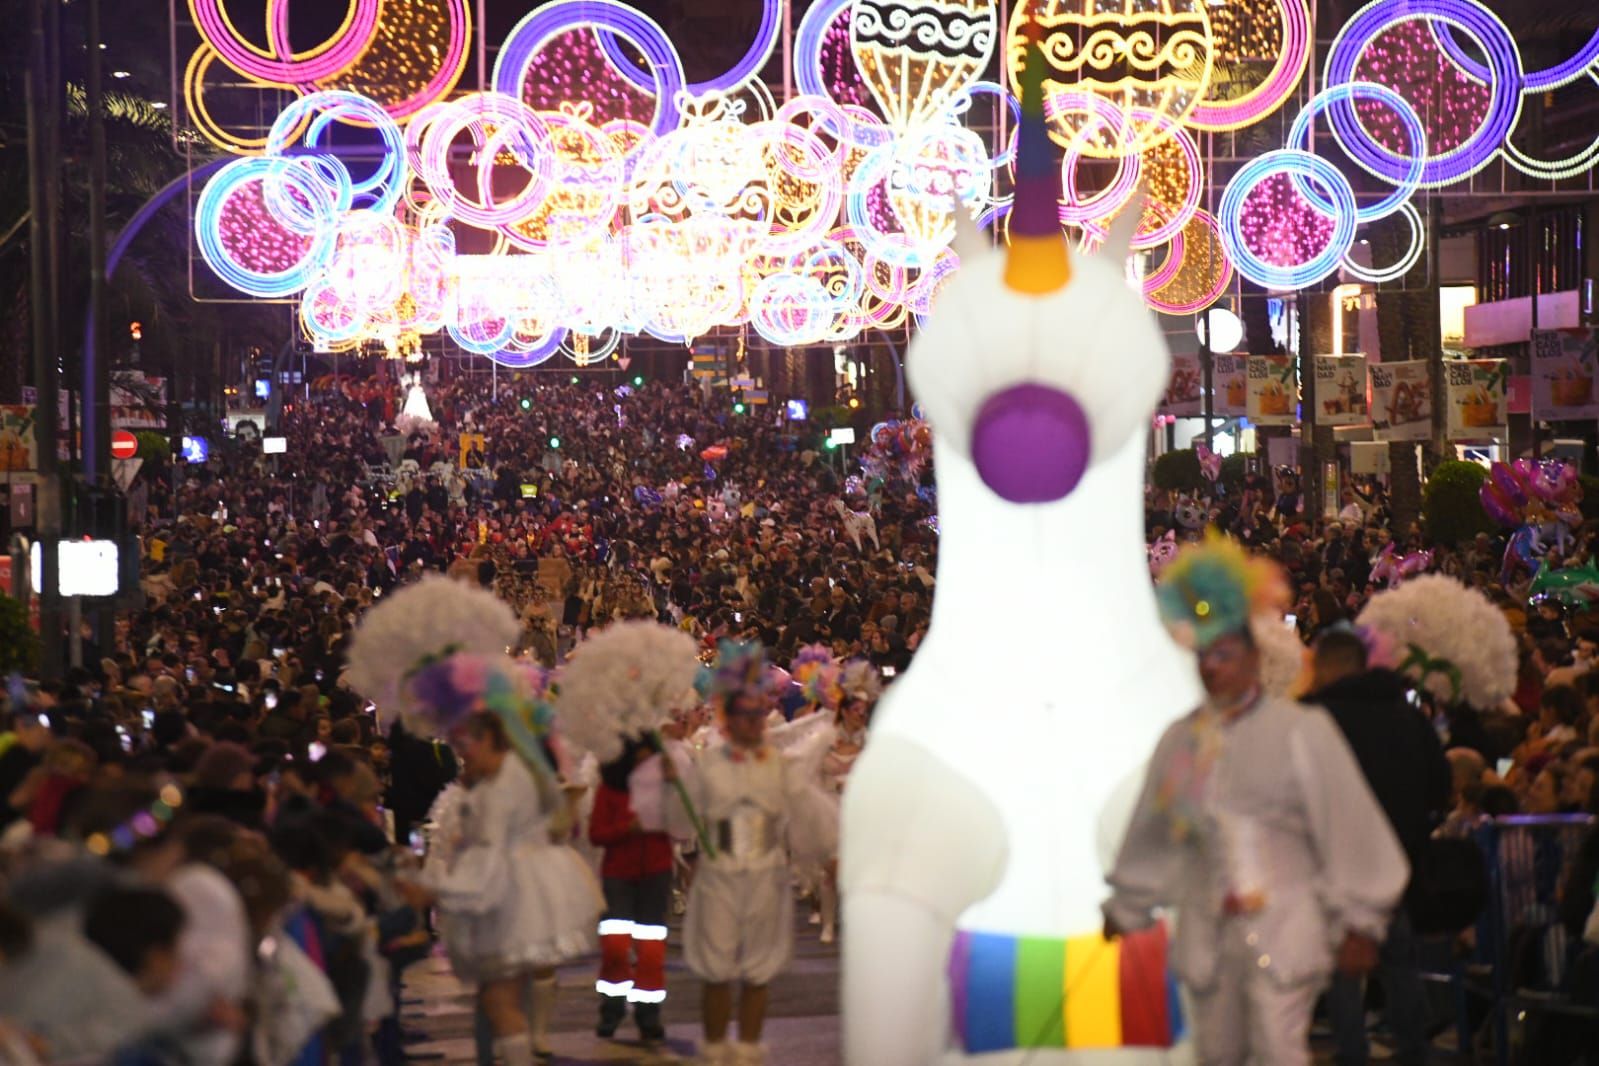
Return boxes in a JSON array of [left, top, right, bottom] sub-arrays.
[[667, 641, 836, 1066], [1103, 537, 1409, 1066]]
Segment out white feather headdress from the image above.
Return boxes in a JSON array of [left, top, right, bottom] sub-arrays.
[[344, 574, 522, 727], [554, 620, 702, 762], [1356, 574, 1516, 709]]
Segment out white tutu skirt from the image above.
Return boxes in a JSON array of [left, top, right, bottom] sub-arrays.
[[440, 841, 603, 985]]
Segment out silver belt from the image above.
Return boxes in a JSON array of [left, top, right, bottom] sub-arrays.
[[715, 808, 778, 859]]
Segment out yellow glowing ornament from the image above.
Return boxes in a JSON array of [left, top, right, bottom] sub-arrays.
[[1007, 0, 1215, 157], [316, 0, 472, 121], [850, 0, 999, 130]]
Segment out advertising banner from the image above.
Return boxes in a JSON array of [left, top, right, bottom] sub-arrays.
[[1312, 354, 1369, 426], [1369, 360, 1432, 441], [1246, 355, 1297, 426], [1445, 359, 1509, 441]]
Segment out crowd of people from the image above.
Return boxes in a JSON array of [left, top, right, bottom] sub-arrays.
[[0, 370, 930, 1064], [0, 364, 1596, 1063]]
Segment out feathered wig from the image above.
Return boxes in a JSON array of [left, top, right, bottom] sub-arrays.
[[790, 644, 843, 708], [1156, 532, 1288, 650], [1356, 574, 1517, 709]]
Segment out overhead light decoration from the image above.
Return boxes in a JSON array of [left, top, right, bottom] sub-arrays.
[[180, 0, 1599, 360]]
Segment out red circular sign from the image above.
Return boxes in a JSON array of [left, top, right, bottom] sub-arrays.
[[111, 430, 138, 460]]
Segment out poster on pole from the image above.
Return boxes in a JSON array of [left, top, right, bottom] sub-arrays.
[[0, 407, 38, 473], [1532, 329, 1599, 420], [1369, 360, 1432, 441], [1246, 355, 1297, 426], [1213, 354, 1247, 417], [1445, 359, 1509, 441], [1159, 353, 1203, 417], [1312, 354, 1369, 426]]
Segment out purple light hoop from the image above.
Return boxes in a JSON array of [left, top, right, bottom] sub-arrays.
[[597, 0, 781, 95], [1323, 0, 1522, 186], [493, 1, 686, 136]]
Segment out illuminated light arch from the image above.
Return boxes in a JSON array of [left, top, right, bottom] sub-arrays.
[[1007, 0, 1216, 157], [184, 44, 306, 155], [493, 0, 687, 136], [308, 0, 472, 121], [1322, 0, 1523, 187], [597, 0, 783, 97], [188, 0, 382, 87], [1187, 0, 1311, 131], [1219, 150, 1359, 290], [850, 0, 999, 131]]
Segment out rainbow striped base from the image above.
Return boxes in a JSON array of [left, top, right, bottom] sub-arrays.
[[949, 924, 1184, 1053]]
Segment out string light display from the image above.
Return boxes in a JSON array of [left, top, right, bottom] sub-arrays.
[[185, 0, 1599, 361]]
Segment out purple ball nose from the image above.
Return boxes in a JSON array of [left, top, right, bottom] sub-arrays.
[[970, 383, 1091, 503]]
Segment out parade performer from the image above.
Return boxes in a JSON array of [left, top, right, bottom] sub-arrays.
[[588, 736, 673, 1043], [1103, 536, 1409, 1065], [813, 660, 878, 944], [551, 621, 707, 1046], [346, 576, 603, 1066], [840, 22, 1205, 1065], [667, 641, 837, 1066]]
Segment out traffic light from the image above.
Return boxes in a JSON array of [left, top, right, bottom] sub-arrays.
[[549, 436, 561, 449], [519, 397, 531, 411], [825, 438, 837, 450], [848, 397, 861, 409], [632, 375, 643, 387], [570, 376, 579, 385], [733, 402, 746, 415], [129, 321, 142, 341]]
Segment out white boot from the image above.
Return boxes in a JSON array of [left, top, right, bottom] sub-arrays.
[[733, 1041, 766, 1066], [493, 1032, 535, 1066], [530, 975, 557, 1058], [819, 877, 838, 944], [696, 1040, 733, 1066]]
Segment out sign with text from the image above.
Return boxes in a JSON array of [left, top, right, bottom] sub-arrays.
[[0, 407, 38, 472], [1445, 359, 1509, 441], [1213, 354, 1248, 417], [1369, 360, 1432, 441], [1312, 354, 1369, 426], [1246, 355, 1297, 426], [1532, 328, 1599, 420]]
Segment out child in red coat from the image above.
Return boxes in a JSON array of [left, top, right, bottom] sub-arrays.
[[589, 737, 675, 1042]]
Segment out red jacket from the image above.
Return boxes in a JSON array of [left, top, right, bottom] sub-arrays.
[[588, 783, 674, 880]]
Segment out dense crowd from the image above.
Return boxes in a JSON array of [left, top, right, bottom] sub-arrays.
[[0, 368, 1597, 1062], [0, 372, 936, 1064]]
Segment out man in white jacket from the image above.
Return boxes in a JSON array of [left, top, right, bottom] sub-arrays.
[[1104, 613, 1409, 1065]]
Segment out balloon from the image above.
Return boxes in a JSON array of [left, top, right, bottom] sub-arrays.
[[1490, 461, 1529, 509], [700, 445, 728, 462], [1373, 543, 1434, 587], [1479, 479, 1521, 529], [1530, 560, 1599, 609], [1148, 530, 1180, 577], [1502, 525, 1544, 588], [1195, 442, 1222, 482]]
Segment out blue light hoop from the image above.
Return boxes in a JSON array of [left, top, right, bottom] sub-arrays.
[[1342, 201, 1425, 284], [195, 157, 338, 298], [1322, 0, 1522, 187], [488, 329, 565, 368], [1219, 150, 1359, 290], [1287, 82, 1426, 222], [946, 81, 1020, 169], [493, 0, 686, 136], [266, 91, 406, 216]]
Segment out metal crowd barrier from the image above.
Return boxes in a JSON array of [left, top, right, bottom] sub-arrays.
[[1421, 814, 1597, 1064]]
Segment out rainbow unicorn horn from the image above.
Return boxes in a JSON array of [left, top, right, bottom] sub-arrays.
[[1004, 20, 1071, 296]]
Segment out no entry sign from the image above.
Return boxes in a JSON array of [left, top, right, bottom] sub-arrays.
[[111, 430, 138, 460]]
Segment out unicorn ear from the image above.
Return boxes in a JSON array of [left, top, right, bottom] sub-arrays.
[[1101, 191, 1146, 264], [950, 200, 987, 263]]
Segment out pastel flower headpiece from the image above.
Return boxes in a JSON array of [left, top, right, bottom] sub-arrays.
[[710, 639, 780, 703], [790, 644, 843, 708], [1157, 531, 1288, 651]]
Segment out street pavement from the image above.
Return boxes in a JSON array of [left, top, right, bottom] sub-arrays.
[[400, 910, 840, 1065]]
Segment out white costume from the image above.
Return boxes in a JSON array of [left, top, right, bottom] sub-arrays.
[[1104, 695, 1409, 1065], [668, 741, 835, 984], [422, 755, 603, 984]]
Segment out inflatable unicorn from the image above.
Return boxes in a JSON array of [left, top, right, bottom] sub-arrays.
[[839, 26, 1201, 1066]]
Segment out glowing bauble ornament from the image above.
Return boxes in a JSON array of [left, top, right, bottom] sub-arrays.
[[1007, 0, 1215, 158], [849, 0, 999, 130]]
